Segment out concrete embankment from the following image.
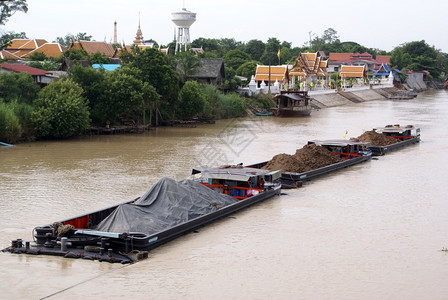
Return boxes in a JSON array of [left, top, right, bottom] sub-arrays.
[[310, 87, 388, 108]]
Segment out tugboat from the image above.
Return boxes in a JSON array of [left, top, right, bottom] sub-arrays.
[[273, 90, 312, 117], [192, 165, 282, 199], [368, 125, 421, 155]]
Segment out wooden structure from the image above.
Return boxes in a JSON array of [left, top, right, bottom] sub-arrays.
[[273, 90, 312, 117], [189, 58, 225, 87]]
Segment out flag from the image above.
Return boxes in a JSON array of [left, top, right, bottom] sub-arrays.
[[343, 130, 348, 139], [277, 49, 281, 59]]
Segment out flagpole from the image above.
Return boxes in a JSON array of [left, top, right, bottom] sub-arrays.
[[268, 51, 271, 94]]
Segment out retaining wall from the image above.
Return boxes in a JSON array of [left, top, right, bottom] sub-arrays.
[[310, 87, 386, 108]]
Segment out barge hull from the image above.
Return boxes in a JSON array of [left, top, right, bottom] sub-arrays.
[[248, 155, 371, 186], [369, 137, 420, 156], [3, 186, 280, 263]]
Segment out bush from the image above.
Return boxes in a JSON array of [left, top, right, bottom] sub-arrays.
[[201, 84, 247, 119], [0, 72, 40, 104], [218, 93, 247, 119], [177, 81, 206, 119], [0, 102, 22, 144], [10, 100, 35, 140], [32, 80, 90, 139]]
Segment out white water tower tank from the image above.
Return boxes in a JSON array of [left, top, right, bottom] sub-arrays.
[[171, 7, 196, 54]]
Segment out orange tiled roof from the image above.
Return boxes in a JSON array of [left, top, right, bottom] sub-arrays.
[[376, 55, 391, 64], [0, 50, 20, 60], [340, 65, 365, 78], [290, 52, 328, 76], [6, 39, 48, 50], [328, 53, 352, 62], [22, 43, 66, 59], [254, 65, 287, 82], [70, 40, 115, 57]]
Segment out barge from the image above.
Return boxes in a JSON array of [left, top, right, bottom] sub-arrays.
[[248, 140, 372, 187], [368, 125, 420, 156], [3, 168, 281, 264]]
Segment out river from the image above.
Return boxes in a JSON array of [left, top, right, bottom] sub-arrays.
[[1, 90, 448, 299]]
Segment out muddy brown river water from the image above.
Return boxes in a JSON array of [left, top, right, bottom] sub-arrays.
[[1, 90, 448, 299]]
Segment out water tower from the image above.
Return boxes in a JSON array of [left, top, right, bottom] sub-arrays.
[[171, 6, 196, 54]]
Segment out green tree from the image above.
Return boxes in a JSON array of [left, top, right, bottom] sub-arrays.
[[28, 51, 47, 61], [0, 102, 22, 143], [32, 80, 90, 139], [89, 51, 110, 64], [0, 31, 27, 50], [0, 72, 39, 104], [223, 49, 251, 71], [391, 40, 442, 77], [177, 81, 206, 119], [101, 68, 147, 122], [123, 47, 179, 119], [171, 50, 201, 83], [63, 48, 88, 60], [191, 37, 219, 52], [68, 63, 106, 124], [221, 65, 241, 92], [0, 0, 27, 25], [217, 38, 244, 55], [244, 39, 265, 61], [236, 61, 258, 82], [55, 32, 93, 48], [260, 38, 281, 65]]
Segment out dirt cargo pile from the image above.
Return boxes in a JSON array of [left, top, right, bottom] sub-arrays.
[[262, 144, 343, 173], [351, 130, 397, 146]]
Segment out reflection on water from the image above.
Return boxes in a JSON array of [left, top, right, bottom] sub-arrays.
[[1, 90, 448, 299]]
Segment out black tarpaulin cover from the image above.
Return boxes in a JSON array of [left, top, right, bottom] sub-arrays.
[[93, 177, 237, 235]]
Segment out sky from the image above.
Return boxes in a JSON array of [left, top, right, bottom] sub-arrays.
[[2, 0, 448, 53]]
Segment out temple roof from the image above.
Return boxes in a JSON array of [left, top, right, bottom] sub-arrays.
[[339, 65, 366, 78], [69, 40, 115, 57], [254, 65, 288, 82]]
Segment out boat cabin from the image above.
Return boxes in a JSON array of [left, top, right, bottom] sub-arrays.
[[373, 125, 420, 140], [307, 140, 372, 159], [273, 90, 312, 117], [192, 165, 281, 199]]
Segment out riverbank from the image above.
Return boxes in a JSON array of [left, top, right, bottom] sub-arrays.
[[309, 86, 414, 108]]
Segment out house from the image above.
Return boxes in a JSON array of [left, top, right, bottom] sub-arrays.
[[327, 53, 352, 72], [0, 63, 52, 85], [189, 58, 225, 86], [328, 52, 386, 73]]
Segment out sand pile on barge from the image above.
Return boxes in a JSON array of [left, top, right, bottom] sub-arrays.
[[351, 130, 397, 146], [262, 144, 343, 173]]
